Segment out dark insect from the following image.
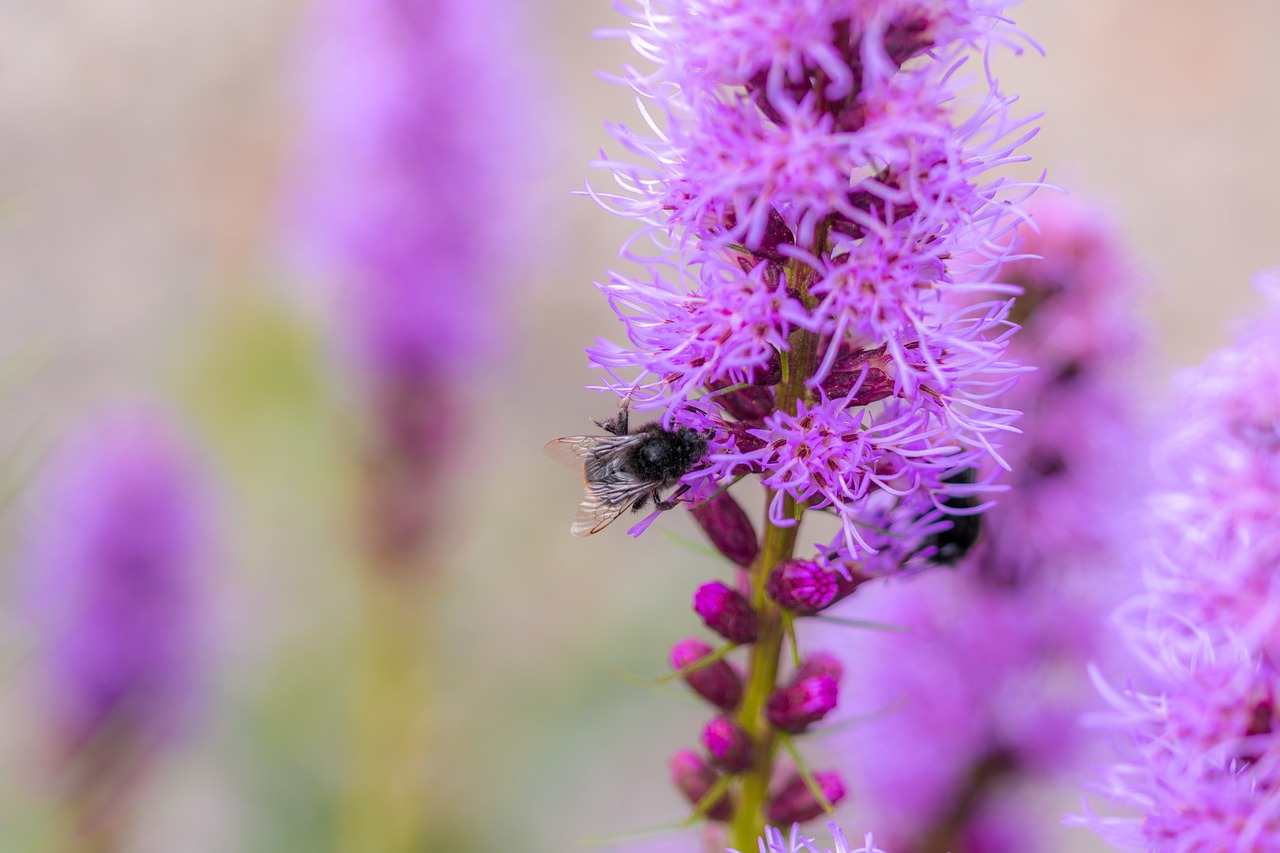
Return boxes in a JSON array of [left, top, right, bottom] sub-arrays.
[[544, 403, 709, 537], [916, 468, 983, 566]]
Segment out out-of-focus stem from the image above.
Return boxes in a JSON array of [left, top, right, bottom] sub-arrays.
[[339, 386, 445, 853], [911, 747, 1017, 853], [59, 724, 148, 853], [338, 573, 435, 853]]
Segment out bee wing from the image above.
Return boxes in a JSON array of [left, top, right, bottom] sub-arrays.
[[571, 477, 659, 537], [548, 432, 656, 536], [570, 490, 631, 537], [543, 436, 598, 469]]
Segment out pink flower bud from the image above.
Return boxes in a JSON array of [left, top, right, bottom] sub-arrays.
[[708, 379, 776, 422], [670, 637, 743, 711], [794, 651, 844, 684], [694, 582, 759, 645], [765, 770, 846, 825], [766, 674, 839, 733], [690, 491, 760, 568], [669, 749, 733, 822], [766, 559, 867, 615], [819, 345, 896, 406], [701, 716, 753, 774]]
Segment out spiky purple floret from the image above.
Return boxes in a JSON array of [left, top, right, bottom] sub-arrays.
[[286, 0, 531, 383], [24, 407, 210, 749], [591, 256, 810, 410], [742, 822, 889, 853], [715, 397, 998, 560], [588, 0, 1037, 563], [1083, 280, 1280, 851]]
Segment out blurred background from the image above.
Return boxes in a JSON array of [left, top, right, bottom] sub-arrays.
[[0, 0, 1277, 851]]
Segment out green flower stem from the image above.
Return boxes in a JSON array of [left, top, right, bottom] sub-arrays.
[[729, 312, 819, 848], [730, 494, 801, 848]]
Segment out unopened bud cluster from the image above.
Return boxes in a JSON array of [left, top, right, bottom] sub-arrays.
[[665, 492, 865, 822]]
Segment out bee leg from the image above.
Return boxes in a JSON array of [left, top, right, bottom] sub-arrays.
[[631, 492, 651, 512], [595, 400, 630, 436], [654, 483, 691, 511]]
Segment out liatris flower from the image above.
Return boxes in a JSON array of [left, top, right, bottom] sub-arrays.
[[284, 2, 538, 850], [577, 2, 1041, 847], [837, 196, 1147, 852], [592, 0, 1038, 565], [1077, 278, 1280, 851], [23, 406, 210, 845], [287, 0, 528, 386], [286, 0, 534, 568]]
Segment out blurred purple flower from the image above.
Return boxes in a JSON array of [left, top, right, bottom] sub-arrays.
[[590, 0, 1039, 566], [286, 0, 533, 383], [834, 195, 1148, 851], [1079, 277, 1280, 851], [25, 407, 211, 752], [285, 0, 538, 567]]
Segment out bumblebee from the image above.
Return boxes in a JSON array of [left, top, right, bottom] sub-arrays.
[[545, 403, 708, 536]]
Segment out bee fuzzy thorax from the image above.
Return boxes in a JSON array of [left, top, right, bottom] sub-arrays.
[[625, 424, 708, 489]]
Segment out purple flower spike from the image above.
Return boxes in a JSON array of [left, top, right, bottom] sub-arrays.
[[767, 560, 868, 615], [573, 0, 1046, 841], [670, 749, 733, 822], [767, 674, 840, 733], [1079, 279, 1280, 850], [287, 0, 542, 575], [24, 407, 210, 751], [702, 716, 754, 774], [587, 0, 1040, 566], [843, 196, 1150, 852], [691, 491, 761, 568], [766, 771, 847, 826], [694, 581, 759, 645], [671, 637, 744, 711], [286, 0, 535, 385]]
